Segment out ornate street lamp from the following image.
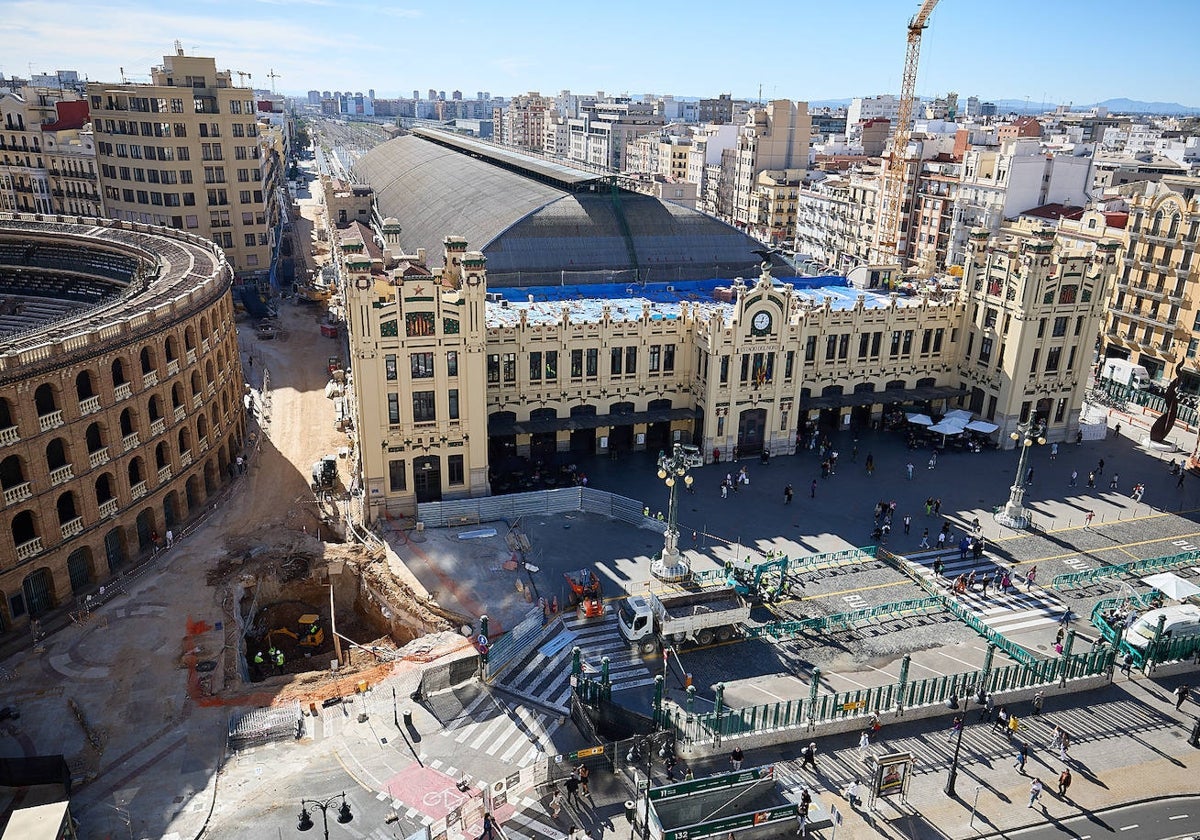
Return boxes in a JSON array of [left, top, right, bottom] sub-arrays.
[[650, 443, 704, 582], [298, 793, 353, 839], [994, 420, 1045, 530]]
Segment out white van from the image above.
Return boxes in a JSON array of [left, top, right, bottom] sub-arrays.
[[1102, 358, 1151, 390], [1125, 604, 1200, 649]]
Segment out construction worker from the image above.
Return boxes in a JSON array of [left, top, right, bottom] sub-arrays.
[[252, 650, 264, 677], [307, 621, 320, 639], [274, 649, 285, 674]]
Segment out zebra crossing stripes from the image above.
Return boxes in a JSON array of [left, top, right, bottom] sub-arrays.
[[903, 553, 1068, 635], [426, 703, 562, 769], [497, 611, 653, 712]]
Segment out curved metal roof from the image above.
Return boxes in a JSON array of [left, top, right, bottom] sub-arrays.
[[353, 134, 774, 287]]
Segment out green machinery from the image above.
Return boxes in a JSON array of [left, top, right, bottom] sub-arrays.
[[725, 554, 791, 602]]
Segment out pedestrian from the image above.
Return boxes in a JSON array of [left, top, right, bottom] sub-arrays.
[[1032, 691, 1044, 716], [1014, 742, 1029, 773], [980, 692, 995, 722], [800, 742, 817, 771], [828, 453, 837, 475], [920, 529, 930, 550], [784, 483, 793, 504], [1114, 422, 1122, 437], [903, 514, 911, 535], [959, 536, 970, 561], [858, 730, 870, 758], [482, 812, 497, 840], [1175, 684, 1191, 711], [1055, 626, 1065, 646], [1026, 565, 1038, 589], [933, 557, 944, 576], [1026, 466, 1035, 485], [1057, 768, 1073, 798], [1028, 778, 1043, 808], [1084, 510, 1095, 528], [1110, 473, 1119, 490], [1097, 458, 1105, 476], [165, 529, 174, 548], [928, 454, 936, 470], [549, 787, 565, 819], [925, 498, 933, 516], [236, 454, 245, 474], [577, 764, 590, 797], [851, 444, 858, 462], [993, 705, 1009, 733], [980, 572, 992, 595], [1120, 652, 1134, 677], [843, 778, 861, 808], [1087, 471, 1096, 488], [937, 531, 946, 548], [274, 648, 284, 674], [564, 774, 580, 805], [1008, 714, 1021, 739], [1058, 731, 1070, 762], [810, 479, 817, 499], [973, 538, 985, 561], [906, 461, 914, 480], [1069, 469, 1078, 486], [730, 746, 744, 771], [721, 482, 728, 500], [934, 498, 942, 515], [947, 715, 963, 741], [1179, 471, 1186, 489], [1050, 442, 1058, 460], [866, 453, 875, 475]]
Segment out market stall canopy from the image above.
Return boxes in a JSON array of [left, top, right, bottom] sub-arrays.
[[944, 409, 974, 424], [929, 420, 966, 435], [906, 413, 934, 426], [965, 420, 999, 433], [1140, 572, 1200, 600]]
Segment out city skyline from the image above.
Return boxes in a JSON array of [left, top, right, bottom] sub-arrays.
[[0, 0, 1197, 108]]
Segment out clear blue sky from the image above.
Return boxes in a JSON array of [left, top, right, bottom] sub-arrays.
[[1, 0, 1196, 107]]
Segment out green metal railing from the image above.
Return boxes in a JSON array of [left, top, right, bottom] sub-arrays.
[[1051, 549, 1200, 591], [690, 546, 878, 587], [1098, 379, 1200, 427], [744, 597, 942, 640], [671, 645, 1116, 745]]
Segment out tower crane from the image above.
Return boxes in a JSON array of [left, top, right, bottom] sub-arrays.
[[266, 68, 281, 93], [877, 0, 941, 266]]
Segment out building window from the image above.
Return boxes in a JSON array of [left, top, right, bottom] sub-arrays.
[[411, 352, 434, 379], [978, 336, 993, 365], [545, 350, 558, 381], [385, 355, 397, 381], [649, 345, 661, 373], [784, 350, 795, 379], [920, 330, 932, 354], [611, 347, 623, 375], [804, 336, 817, 362], [529, 351, 542, 382], [719, 355, 729, 383], [500, 353, 516, 383], [571, 349, 583, 378], [1019, 401, 1031, 424], [890, 331, 901, 357], [412, 391, 436, 422], [387, 393, 400, 424], [901, 330, 913, 356], [716, 416, 724, 437], [625, 346, 637, 375], [388, 459, 406, 492], [1029, 348, 1040, 374], [487, 354, 500, 384], [447, 454, 465, 486], [1054, 397, 1068, 423], [586, 348, 598, 377], [448, 389, 459, 420], [858, 333, 870, 360], [406, 312, 436, 337], [446, 351, 458, 377], [740, 354, 751, 382], [1059, 285, 1077, 305], [663, 344, 675, 372], [1046, 346, 1061, 372], [1052, 317, 1067, 338]]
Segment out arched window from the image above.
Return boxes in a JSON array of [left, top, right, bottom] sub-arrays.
[[76, 369, 97, 400], [111, 357, 128, 386], [119, 408, 136, 437], [171, 383, 185, 409], [95, 473, 115, 504], [11, 509, 38, 547], [154, 441, 169, 470], [148, 395, 163, 423], [0, 397, 14, 432], [0, 454, 26, 489], [184, 325, 196, 352], [45, 438, 69, 471], [190, 371, 203, 397], [128, 457, 145, 486], [85, 422, 106, 454], [34, 383, 59, 417], [56, 491, 78, 525], [140, 345, 156, 375], [164, 335, 179, 363]]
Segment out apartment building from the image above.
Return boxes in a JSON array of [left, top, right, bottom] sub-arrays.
[[732, 100, 811, 229], [0, 88, 101, 217], [747, 169, 803, 246], [567, 99, 664, 172], [87, 47, 283, 279], [494, 92, 551, 152], [1101, 176, 1200, 388]]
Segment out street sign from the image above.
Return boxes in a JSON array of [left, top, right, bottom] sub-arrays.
[[841, 700, 866, 711], [649, 765, 773, 801], [570, 746, 605, 759]]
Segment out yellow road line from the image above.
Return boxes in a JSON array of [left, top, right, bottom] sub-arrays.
[[1006, 529, 1200, 567]]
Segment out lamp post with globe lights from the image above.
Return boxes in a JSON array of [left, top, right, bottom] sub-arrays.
[[994, 420, 1045, 530], [650, 443, 704, 581], [297, 793, 353, 839]]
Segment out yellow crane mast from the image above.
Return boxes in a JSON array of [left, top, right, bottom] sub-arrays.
[[878, 0, 941, 265]]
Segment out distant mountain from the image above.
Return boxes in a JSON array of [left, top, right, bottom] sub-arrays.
[[808, 98, 852, 110], [987, 97, 1197, 116]]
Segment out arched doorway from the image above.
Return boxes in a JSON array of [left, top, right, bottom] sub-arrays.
[[737, 408, 767, 456], [104, 527, 127, 573], [22, 567, 55, 618], [529, 408, 558, 464], [607, 402, 635, 454], [186, 474, 203, 512], [135, 508, 156, 551], [413, 455, 442, 503], [67, 547, 93, 595], [851, 383, 876, 429], [819, 385, 843, 430], [488, 411, 518, 467], [570, 405, 597, 454], [645, 399, 673, 453], [204, 459, 218, 494], [163, 490, 180, 531]]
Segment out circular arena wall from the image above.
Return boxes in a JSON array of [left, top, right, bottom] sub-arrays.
[[0, 214, 247, 634]]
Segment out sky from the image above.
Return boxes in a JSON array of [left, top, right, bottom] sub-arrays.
[[1, 0, 1197, 108]]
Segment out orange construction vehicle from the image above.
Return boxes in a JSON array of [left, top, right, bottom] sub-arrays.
[[564, 568, 604, 618]]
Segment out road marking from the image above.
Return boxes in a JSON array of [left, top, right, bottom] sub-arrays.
[[1168, 814, 1188, 820], [1119, 825, 1139, 831], [930, 649, 979, 669], [745, 683, 788, 701]]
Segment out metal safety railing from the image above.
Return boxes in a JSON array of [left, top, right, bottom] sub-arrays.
[[744, 596, 942, 640], [1051, 549, 1200, 591], [691, 545, 878, 587]]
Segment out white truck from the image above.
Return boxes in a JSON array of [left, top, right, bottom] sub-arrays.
[[617, 586, 751, 654], [1101, 358, 1151, 390]]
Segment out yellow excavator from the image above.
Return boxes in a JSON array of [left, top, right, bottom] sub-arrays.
[[268, 613, 325, 648]]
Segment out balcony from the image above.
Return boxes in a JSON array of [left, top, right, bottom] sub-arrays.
[[1168, 291, 1191, 306], [98, 497, 119, 518], [1123, 309, 1175, 331], [201, 338, 210, 353], [198, 435, 208, 450], [79, 395, 101, 415], [1145, 232, 1179, 247], [88, 448, 110, 468], [142, 371, 158, 388], [4, 482, 32, 506], [38, 410, 64, 432], [179, 450, 192, 467], [192, 393, 203, 410], [174, 404, 186, 422], [207, 383, 216, 397], [15, 537, 43, 562], [50, 464, 74, 486], [157, 465, 172, 484], [186, 348, 197, 364], [60, 517, 84, 540], [150, 417, 166, 437], [122, 432, 140, 451], [115, 382, 132, 401], [130, 480, 147, 499], [167, 359, 180, 377], [0, 426, 18, 447], [1131, 283, 1166, 301]]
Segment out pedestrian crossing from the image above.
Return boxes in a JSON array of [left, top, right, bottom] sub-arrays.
[[419, 695, 565, 769], [495, 609, 656, 713], [902, 551, 1069, 636]]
